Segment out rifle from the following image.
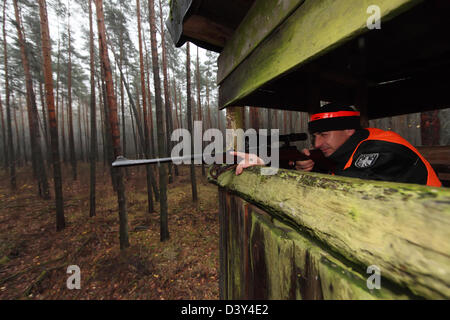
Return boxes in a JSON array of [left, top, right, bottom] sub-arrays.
[[111, 132, 335, 174]]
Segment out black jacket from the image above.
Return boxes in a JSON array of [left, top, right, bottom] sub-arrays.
[[321, 129, 438, 186]]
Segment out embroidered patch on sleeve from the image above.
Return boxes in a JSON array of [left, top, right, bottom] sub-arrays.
[[354, 153, 379, 168]]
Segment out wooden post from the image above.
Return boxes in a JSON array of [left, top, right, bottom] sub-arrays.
[[226, 106, 244, 151]]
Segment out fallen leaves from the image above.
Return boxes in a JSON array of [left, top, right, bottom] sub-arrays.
[[0, 165, 219, 300]]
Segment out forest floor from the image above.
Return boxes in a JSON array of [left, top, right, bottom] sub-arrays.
[[0, 163, 219, 300]]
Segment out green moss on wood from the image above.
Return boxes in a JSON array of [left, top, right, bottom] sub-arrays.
[[219, 0, 423, 108], [247, 210, 411, 299], [218, 0, 305, 84], [210, 166, 450, 299]]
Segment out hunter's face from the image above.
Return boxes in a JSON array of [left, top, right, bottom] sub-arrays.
[[313, 129, 355, 157]]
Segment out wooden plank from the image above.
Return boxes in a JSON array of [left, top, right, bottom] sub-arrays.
[[217, 0, 305, 84], [209, 167, 450, 299], [184, 15, 233, 49], [253, 211, 411, 299], [220, 191, 413, 299], [416, 146, 450, 165], [219, 0, 423, 108]]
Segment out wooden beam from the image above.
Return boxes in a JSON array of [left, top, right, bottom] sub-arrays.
[[209, 167, 450, 299], [217, 0, 305, 84], [218, 0, 423, 108], [225, 106, 245, 150], [184, 15, 233, 49], [219, 192, 415, 299]]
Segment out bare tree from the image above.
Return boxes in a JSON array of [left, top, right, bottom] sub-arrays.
[[159, 0, 176, 181], [67, 4, 77, 179], [88, 0, 97, 217], [148, 0, 169, 241], [136, 0, 155, 214], [38, 0, 65, 230], [13, 0, 50, 199], [95, 0, 129, 249], [186, 42, 198, 202]]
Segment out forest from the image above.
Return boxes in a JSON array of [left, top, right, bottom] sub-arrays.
[[0, 0, 449, 300]]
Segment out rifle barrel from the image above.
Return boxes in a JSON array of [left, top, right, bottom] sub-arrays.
[[112, 154, 204, 167], [111, 132, 309, 168]]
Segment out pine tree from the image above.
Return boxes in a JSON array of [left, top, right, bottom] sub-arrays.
[[148, 0, 169, 241], [38, 0, 65, 230], [95, 0, 129, 249]]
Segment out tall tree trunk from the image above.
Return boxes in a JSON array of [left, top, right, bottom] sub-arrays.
[[159, 0, 174, 183], [112, 49, 159, 200], [130, 105, 138, 156], [97, 74, 107, 166], [38, 80, 50, 163], [172, 78, 179, 129], [119, 37, 126, 160], [61, 95, 67, 163], [67, 10, 77, 180], [83, 101, 90, 159], [0, 94, 7, 169], [77, 100, 84, 162], [89, 0, 97, 217], [195, 46, 205, 176], [206, 83, 212, 131], [148, 0, 169, 241], [13, 105, 21, 166], [0, 97, 9, 169], [142, 23, 159, 202], [95, 0, 129, 249], [2, 0, 16, 189], [167, 76, 179, 176], [38, 0, 65, 230], [143, 37, 156, 159], [13, 0, 50, 199], [55, 32, 62, 162], [186, 42, 198, 202], [100, 66, 117, 191], [19, 97, 28, 164], [178, 86, 183, 129], [136, 0, 154, 214]]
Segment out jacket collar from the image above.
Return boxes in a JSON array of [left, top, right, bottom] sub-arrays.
[[328, 129, 369, 168]]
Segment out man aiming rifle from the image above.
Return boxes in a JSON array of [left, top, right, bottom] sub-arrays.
[[235, 103, 441, 187]]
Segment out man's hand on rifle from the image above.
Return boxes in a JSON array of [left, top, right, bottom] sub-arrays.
[[289, 149, 314, 172], [231, 151, 265, 175]]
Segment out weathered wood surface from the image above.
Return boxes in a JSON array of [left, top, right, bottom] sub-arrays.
[[219, 191, 412, 299], [183, 15, 233, 50], [416, 146, 450, 166], [218, 0, 423, 108], [210, 167, 450, 299], [416, 146, 450, 186], [217, 0, 305, 84]]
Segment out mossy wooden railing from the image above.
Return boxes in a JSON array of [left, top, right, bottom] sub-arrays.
[[208, 167, 450, 299]]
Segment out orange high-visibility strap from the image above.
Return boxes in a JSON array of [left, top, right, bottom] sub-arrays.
[[343, 128, 442, 187], [310, 111, 360, 121]]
